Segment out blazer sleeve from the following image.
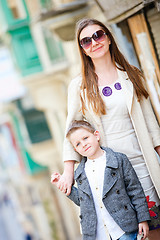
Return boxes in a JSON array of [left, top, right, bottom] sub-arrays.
[[63, 76, 83, 162], [121, 153, 151, 223], [67, 185, 80, 206], [140, 96, 160, 147]]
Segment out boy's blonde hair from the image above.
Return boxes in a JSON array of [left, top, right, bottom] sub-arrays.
[[66, 120, 95, 139]]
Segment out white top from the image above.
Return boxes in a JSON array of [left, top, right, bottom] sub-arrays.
[[85, 152, 124, 240], [99, 77, 160, 205]]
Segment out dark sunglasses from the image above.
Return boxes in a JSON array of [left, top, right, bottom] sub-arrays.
[[80, 30, 106, 50]]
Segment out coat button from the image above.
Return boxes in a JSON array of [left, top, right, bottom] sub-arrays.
[[116, 189, 120, 194], [79, 180, 82, 184], [111, 172, 116, 176], [79, 215, 82, 219], [124, 205, 128, 210], [80, 197, 83, 201]]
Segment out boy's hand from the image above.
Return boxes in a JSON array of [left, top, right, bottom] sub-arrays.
[[51, 172, 61, 187], [138, 221, 149, 240]]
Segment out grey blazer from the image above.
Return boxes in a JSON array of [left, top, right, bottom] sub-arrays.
[[68, 147, 150, 240]]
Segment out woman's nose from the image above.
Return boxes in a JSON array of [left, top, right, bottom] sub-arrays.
[[91, 38, 98, 46]]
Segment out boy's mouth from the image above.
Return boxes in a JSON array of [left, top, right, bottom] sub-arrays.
[[85, 146, 91, 152]]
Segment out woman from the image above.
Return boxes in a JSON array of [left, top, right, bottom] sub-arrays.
[[57, 18, 160, 239]]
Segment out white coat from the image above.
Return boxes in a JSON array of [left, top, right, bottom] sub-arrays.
[[63, 69, 160, 197]]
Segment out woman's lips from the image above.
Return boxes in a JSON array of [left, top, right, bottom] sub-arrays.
[[92, 46, 103, 52]]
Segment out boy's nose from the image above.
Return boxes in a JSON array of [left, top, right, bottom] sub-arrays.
[[82, 141, 87, 147]]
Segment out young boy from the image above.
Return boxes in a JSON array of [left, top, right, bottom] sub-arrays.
[[51, 120, 150, 240]]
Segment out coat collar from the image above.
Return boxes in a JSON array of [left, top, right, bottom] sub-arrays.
[[74, 147, 119, 180], [74, 147, 120, 198]]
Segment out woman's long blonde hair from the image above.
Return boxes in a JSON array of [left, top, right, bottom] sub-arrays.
[[76, 18, 148, 115]]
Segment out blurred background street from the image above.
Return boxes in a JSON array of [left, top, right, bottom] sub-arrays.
[[0, 0, 160, 239]]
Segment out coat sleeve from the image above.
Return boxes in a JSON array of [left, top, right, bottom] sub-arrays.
[[67, 185, 80, 206], [140, 96, 160, 148], [63, 76, 83, 162], [121, 153, 151, 223]]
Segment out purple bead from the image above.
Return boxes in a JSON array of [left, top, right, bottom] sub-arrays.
[[114, 82, 122, 90], [102, 86, 112, 96]]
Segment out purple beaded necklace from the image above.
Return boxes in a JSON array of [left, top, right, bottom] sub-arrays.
[[102, 82, 122, 97]]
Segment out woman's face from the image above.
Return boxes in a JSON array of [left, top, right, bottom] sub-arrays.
[[79, 24, 111, 60]]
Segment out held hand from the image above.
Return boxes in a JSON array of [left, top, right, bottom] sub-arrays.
[[56, 170, 74, 196], [138, 221, 149, 240], [55, 161, 75, 196], [51, 172, 73, 195]]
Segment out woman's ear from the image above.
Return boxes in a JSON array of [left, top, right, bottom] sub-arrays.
[[94, 130, 100, 141]]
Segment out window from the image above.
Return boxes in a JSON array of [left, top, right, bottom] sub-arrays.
[[40, 0, 53, 11], [43, 27, 65, 63], [23, 109, 52, 144], [0, 0, 29, 27], [17, 99, 52, 144], [11, 26, 43, 76], [7, 0, 27, 19]]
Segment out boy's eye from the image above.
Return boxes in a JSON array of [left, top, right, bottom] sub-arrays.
[[76, 142, 80, 147], [84, 137, 88, 140]]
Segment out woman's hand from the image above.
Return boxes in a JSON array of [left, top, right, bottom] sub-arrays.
[[57, 161, 75, 196], [138, 221, 149, 240]]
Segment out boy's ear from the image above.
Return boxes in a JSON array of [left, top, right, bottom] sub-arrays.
[[94, 130, 100, 141]]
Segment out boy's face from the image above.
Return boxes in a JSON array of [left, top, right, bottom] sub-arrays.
[[69, 128, 102, 159]]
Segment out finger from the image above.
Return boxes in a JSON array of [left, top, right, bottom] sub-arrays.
[[62, 188, 67, 194], [51, 172, 59, 177], [58, 182, 66, 192], [143, 228, 149, 240], [51, 177, 58, 183], [51, 176, 57, 182], [138, 225, 142, 235], [66, 185, 72, 196], [51, 175, 60, 183], [51, 173, 60, 179], [58, 183, 63, 191]]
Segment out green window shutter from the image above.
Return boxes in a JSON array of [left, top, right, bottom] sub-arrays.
[[22, 109, 52, 144], [11, 26, 43, 76], [43, 28, 65, 63], [24, 151, 48, 175], [11, 112, 48, 175], [0, 0, 29, 28], [40, 0, 53, 10]]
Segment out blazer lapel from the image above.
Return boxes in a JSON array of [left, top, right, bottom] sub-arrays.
[[74, 158, 93, 197], [117, 69, 134, 113], [102, 148, 119, 199]]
